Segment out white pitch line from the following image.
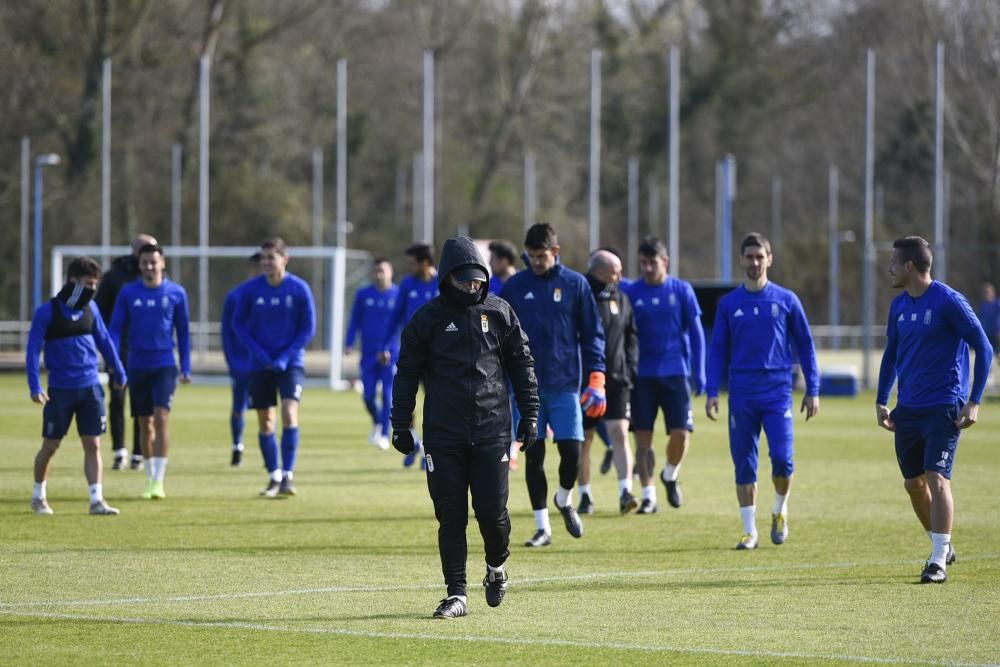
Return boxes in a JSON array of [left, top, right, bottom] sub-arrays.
[[5, 609, 998, 667], [1, 553, 997, 610]]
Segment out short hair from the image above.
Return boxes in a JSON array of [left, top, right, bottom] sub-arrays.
[[67, 256, 102, 281], [488, 240, 517, 264], [261, 237, 288, 256], [740, 232, 772, 256], [892, 236, 932, 273], [405, 242, 434, 265], [638, 237, 666, 258], [248, 252, 262, 265], [372, 256, 392, 266], [524, 223, 557, 250], [138, 243, 164, 257]]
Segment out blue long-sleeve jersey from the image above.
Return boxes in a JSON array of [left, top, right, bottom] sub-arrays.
[[26, 299, 126, 396], [110, 279, 191, 375], [382, 274, 437, 351], [624, 277, 705, 386], [232, 273, 316, 371], [500, 264, 605, 393], [706, 282, 819, 399], [347, 283, 400, 361], [221, 282, 253, 376], [877, 281, 993, 407]]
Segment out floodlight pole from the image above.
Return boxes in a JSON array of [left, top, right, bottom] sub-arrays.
[[588, 49, 602, 252], [829, 165, 840, 349], [933, 41, 946, 282], [422, 50, 435, 246], [101, 57, 112, 268], [627, 158, 639, 278], [667, 45, 680, 275], [171, 143, 182, 283], [20, 137, 29, 348], [33, 153, 61, 310], [524, 151, 536, 236], [862, 49, 876, 389], [198, 54, 211, 357]]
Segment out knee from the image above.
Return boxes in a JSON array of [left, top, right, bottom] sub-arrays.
[[903, 476, 927, 495], [40, 440, 61, 456], [434, 495, 469, 526], [924, 471, 950, 494], [771, 458, 794, 479]]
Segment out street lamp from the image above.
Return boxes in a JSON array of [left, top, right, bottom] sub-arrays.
[[33, 153, 60, 310]]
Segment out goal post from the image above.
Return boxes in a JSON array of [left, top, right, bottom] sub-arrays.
[[51, 244, 372, 390]]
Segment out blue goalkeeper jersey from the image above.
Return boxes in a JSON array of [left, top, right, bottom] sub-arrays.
[[26, 299, 126, 396], [347, 283, 400, 361], [624, 277, 705, 382], [877, 280, 993, 407], [232, 272, 316, 371], [706, 282, 819, 399], [110, 279, 191, 375]]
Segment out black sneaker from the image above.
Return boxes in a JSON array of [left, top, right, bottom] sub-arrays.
[[260, 479, 281, 498], [661, 470, 683, 508], [231, 448, 243, 467], [920, 562, 947, 584], [433, 596, 468, 618], [599, 448, 614, 475], [129, 455, 143, 471], [483, 567, 508, 607], [112, 455, 125, 471], [636, 498, 658, 514], [946, 544, 957, 566], [278, 477, 296, 496], [524, 529, 551, 548], [619, 489, 639, 514], [577, 493, 594, 515], [554, 494, 583, 538]]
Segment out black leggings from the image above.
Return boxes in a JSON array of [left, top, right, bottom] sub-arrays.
[[524, 439, 582, 510]]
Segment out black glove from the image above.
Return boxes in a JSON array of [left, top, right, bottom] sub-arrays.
[[517, 419, 538, 452], [391, 428, 415, 455]]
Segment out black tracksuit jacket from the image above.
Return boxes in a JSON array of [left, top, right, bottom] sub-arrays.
[[391, 237, 539, 444], [586, 272, 638, 389]]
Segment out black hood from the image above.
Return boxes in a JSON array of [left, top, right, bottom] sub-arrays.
[[438, 236, 489, 288]]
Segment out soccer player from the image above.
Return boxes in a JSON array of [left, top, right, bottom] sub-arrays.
[[876, 236, 992, 584], [233, 238, 316, 497], [391, 236, 538, 618], [27, 257, 126, 515], [94, 233, 157, 471], [381, 242, 438, 467], [623, 237, 705, 513], [488, 240, 518, 296], [500, 223, 606, 547], [346, 257, 399, 450], [706, 232, 819, 550], [576, 249, 639, 515], [109, 244, 192, 500], [976, 282, 999, 355], [221, 252, 263, 466]]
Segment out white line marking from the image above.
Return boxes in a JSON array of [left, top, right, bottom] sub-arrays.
[[5, 609, 998, 667], [1, 553, 997, 610]]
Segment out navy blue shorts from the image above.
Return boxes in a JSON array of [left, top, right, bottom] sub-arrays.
[[231, 373, 250, 414], [891, 402, 962, 480], [630, 375, 693, 432], [42, 384, 106, 439], [248, 366, 305, 410], [129, 366, 178, 417]]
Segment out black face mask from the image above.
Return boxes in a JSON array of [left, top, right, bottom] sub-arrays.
[[441, 280, 485, 308], [57, 281, 96, 309]]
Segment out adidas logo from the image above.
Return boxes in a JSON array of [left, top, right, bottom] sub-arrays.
[[501, 453, 509, 462], [445, 322, 458, 332], [524, 292, 535, 300], [898, 313, 904, 322], [734, 308, 744, 317]]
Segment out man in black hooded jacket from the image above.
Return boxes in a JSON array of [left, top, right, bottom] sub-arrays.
[[391, 236, 539, 620]]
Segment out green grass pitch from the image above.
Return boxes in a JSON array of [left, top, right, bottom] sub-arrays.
[[1, 374, 998, 665]]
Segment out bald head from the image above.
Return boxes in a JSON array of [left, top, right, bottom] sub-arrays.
[[588, 250, 622, 285], [132, 234, 158, 256]]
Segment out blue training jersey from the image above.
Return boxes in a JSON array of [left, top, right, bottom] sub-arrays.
[[26, 299, 126, 396], [232, 272, 316, 371], [500, 264, 605, 393], [221, 282, 253, 376], [110, 279, 191, 374], [383, 274, 438, 350], [706, 282, 819, 399], [624, 277, 705, 385], [877, 281, 993, 408], [347, 283, 400, 360]]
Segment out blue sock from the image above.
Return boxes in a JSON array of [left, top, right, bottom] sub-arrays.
[[231, 413, 244, 446], [281, 427, 300, 473], [258, 432, 279, 472]]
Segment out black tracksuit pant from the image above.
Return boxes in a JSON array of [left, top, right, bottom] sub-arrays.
[[524, 439, 582, 510], [425, 439, 511, 598]]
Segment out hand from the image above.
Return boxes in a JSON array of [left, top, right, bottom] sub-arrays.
[[516, 419, 538, 451], [705, 396, 719, 421], [377, 351, 391, 365], [579, 371, 607, 418], [800, 395, 819, 421], [180, 374, 192, 385], [31, 391, 49, 405], [955, 401, 979, 430], [876, 404, 894, 432], [391, 428, 415, 455]]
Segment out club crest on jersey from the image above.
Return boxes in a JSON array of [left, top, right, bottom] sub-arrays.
[[753, 306, 759, 315], [669, 293, 677, 306], [286, 295, 294, 308], [924, 309, 932, 325], [481, 314, 489, 333], [162, 296, 170, 309], [771, 303, 779, 318], [911, 313, 917, 321], [609, 300, 619, 315], [652, 297, 660, 305], [366, 298, 374, 306], [553, 288, 562, 302]]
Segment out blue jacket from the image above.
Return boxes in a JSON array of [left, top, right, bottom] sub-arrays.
[[347, 283, 400, 361], [383, 274, 438, 351], [221, 282, 253, 376], [27, 299, 126, 396], [232, 272, 316, 371], [110, 279, 191, 375], [500, 263, 605, 393]]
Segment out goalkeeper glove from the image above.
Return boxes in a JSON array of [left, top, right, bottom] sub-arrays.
[[580, 371, 607, 418]]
